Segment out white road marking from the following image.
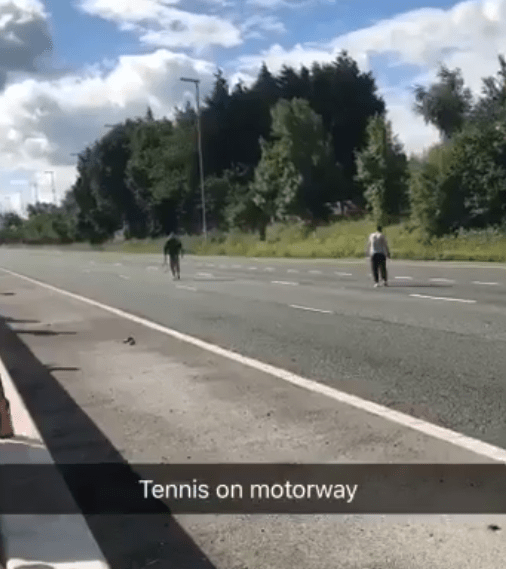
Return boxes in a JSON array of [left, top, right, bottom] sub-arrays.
[[309, 270, 322, 274], [219, 264, 226, 268], [472, 281, 499, 286], [232, 265, 241, 269], [248, 267, 258, 270], [430, 278, 455, 283], [3, 266, 506, 463], [395, 276, 413, 280], [206, 263, 215, 267], [197, 272, 213, 277], [272, 280, 299, 286], [147, 266, 159, 271], [290, 304, 333, 314], [177, 285, 197, 291], [119, 275, 130, 280], [410, 293, 476, 304], [114, 263, 122, 267], [335, 272, 353, 277], [287, 269, 299, 273], [264, 267, 274, 272]]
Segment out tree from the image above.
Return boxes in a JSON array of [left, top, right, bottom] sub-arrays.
[[250, 136, 302, 239], [126, 116, 198, 235], [308, 51, 386, 200], [270, 98, 342, 221], [355, 114, 409, 225], [413, 65, 473, 141], [470, 55, 506, 125], [409, 120, 506, 238]]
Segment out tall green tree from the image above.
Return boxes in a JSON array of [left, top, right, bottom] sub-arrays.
[[250, 136, 302, 239], [470, 55, 506, 125], [270, 97, 342, 220], [413, 65, 473, 141], [308, 51, 386, 200], [355, 114, 409, 225]]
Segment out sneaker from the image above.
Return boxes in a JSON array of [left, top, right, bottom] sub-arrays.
[[374, 282, 380, 288]]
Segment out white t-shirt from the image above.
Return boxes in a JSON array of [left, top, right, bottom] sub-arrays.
[[367, 232, 389, 257]]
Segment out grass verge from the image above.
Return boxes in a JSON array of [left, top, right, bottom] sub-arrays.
[[14, 219, 506, 262]]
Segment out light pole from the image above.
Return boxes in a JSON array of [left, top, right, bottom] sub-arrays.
[[180, 76, 207, 239], [45, 170, 56, 204], [31, 182, 39, 203]]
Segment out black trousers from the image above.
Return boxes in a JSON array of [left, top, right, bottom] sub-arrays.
[[371, 253, 387, 283], [169, 255, 180, 276]]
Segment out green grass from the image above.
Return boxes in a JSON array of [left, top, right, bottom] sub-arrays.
[[185, 220, 506, 262], [19, 219, 506, 262]]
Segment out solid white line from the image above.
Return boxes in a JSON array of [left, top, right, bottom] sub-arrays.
[[472, 281, 499, 286], [290, 304, 333, 314], [395, 276, 413, 280], [176, 285, 197, 291], [309, 270, 322, 274], [335, 272, 353, 277], [272, 280, 299, 286], [430, 278, 455, 283], [2, 267, 506, 463], [410, 293, 476, 304], [197, 272, 213, 277]]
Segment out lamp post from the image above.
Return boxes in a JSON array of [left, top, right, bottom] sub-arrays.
[[45, 170, 56, 204], [180, 76, 207, 239]]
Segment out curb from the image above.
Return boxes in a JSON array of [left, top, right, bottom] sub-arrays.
[[0, 356, 110, 569]]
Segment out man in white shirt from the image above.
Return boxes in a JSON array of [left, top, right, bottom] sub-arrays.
[[366, 225, 390, 287]]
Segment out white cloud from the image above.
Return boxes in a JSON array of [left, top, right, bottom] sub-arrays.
[[78, 0, 242, 50], [0, 49, 218, 201], [242, 14, 286, 39], [0, 0, 52, 88]]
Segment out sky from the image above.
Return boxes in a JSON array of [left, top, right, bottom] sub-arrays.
[[1, 0, 506, 214]]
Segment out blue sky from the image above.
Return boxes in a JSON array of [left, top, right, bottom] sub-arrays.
[[1, 0, 506, 213]]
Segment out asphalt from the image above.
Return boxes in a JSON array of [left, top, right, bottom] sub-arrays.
[[0, 249, 505, 449], [0, 266, 505, 568]]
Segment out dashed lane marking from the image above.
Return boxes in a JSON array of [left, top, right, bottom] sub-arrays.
[[290, 304, 333, 314], [272, 280, 299, 286], [410, 293, 476, 304]]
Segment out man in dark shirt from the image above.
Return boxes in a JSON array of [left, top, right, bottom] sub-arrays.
[[163, 233, 183, 280]]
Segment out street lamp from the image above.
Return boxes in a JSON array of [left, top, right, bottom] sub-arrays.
[[180, 76, 207, 239], [45, 170, 56, 204]]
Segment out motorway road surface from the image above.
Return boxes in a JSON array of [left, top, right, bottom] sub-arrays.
[[0, 248, 506, 568], [1, 249, 506, 448]]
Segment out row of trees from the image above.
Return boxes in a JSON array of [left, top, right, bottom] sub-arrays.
[[2, 52, 506, 246]]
